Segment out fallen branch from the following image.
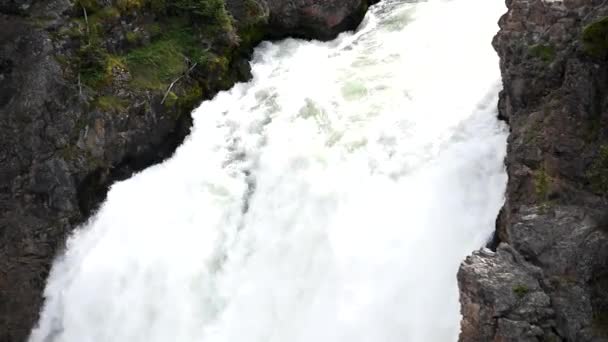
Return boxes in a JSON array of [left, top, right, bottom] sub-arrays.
[[161, 62, 198, 105]]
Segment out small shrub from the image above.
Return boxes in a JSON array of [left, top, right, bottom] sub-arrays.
[[588, 145, 608, 194], [163, 91, 178, 107], [178, 82, 203, 109], [534, 167, 550, 201], [126, 31, 141, 43], [147, 0, 167, 14], [593, 311, 608, 337], [169, 0, 233, 32], [513, 285, 529, 298], [77, 42, 108, 86], [529, 44, 556, 63], [582, 17, 608, 58]]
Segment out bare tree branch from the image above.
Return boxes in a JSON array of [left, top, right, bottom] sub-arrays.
[[161, 62, 198, 105], [82, 5, 89, 41]]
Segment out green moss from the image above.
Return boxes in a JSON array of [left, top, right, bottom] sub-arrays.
[[529, 44, 556, 63], [593, 311, 608, 337], [126, 31, 142, 43], [125, 33, 189, 89], [77, 42, 108, 87], [178, 82, 203, 108], [146, 22, 162, 38], [70, 3, 124, 88], [147, 0, 167, 14], [163, 91, 179, 107], [91, 6, 121, 23], [57, 23, 85, 39], [95, 95, 128, 112], [582, 17, 608, 58], [170, 0, 233, 31], [513, 285, 530, 298], [76, 45, 127, 88], [66, 0, 238, 98], [245, 0, 264, 16], [587, 145, 608, 194], [125, 22, 224, 90], [237, 23, 266, 47], [54, 54, 71, 68], [534, 167, 550, 201], [76, 0, 102, 14], [116, 0, 146, 12], [164, 83, 204, 118], [59, 145, 80, 162]]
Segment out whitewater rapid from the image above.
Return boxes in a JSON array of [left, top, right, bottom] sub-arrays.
[[30, 0, 507, 341]]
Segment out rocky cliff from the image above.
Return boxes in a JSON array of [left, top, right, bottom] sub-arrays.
[[0, 1, 373, 341], [458, 0, 608, 341]]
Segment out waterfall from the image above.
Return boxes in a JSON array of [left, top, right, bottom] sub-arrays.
[[30, 0, 507, 341]]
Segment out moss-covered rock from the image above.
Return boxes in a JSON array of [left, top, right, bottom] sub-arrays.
[[588, 145, 608, 194], [529, 44, 556, 63], [95, 95, 128, 112], [582, 17, 608, 58]]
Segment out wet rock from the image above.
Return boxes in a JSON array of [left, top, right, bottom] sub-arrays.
[[265, 0, 372, 40], [459, 0, 608, 340], [459, 244, 556, 341], [227, 0, 376, 41]]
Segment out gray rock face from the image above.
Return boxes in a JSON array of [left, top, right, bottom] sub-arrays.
[[265, 0, 371, 40], [459, 244, 557, 341], [459, 0, 608, 341], [226, 0, 375, 40], [0, 1, 374, 341]]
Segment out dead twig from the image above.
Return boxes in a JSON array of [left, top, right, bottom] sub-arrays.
[[82, 5, 89, 40], [161, 62, 198, 105]]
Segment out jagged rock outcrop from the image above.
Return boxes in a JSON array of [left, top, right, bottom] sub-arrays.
[[227, 0, 372, 40], [0, 1, 372, 341], [459, 0, 608, 341], [264, 0, 370, 39]]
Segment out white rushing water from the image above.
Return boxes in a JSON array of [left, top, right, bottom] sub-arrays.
[[31, 0, 507, 341]]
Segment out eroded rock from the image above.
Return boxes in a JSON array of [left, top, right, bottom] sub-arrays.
[[459, 0, 608, 340]]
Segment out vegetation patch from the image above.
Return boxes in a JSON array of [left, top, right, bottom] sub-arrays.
[[593, 311, 608, 337], [77, 42, 109, 87], [125, 31, 142, 44], [529, 44, 556, 63], [587, 145, 608, 194], [582, 17, 608, 59], [237, 22, 266, 47], [76, 0, 102, 14], [177, 82, 203, 109], [171, 0, 233, 30], [513, 284, 530, 298], [60, 0, 250, 120], [534, 167, 551, 201], [163, 91, 179, 107], [95, 95, 128, 113], [125, 28, 191, 90]]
